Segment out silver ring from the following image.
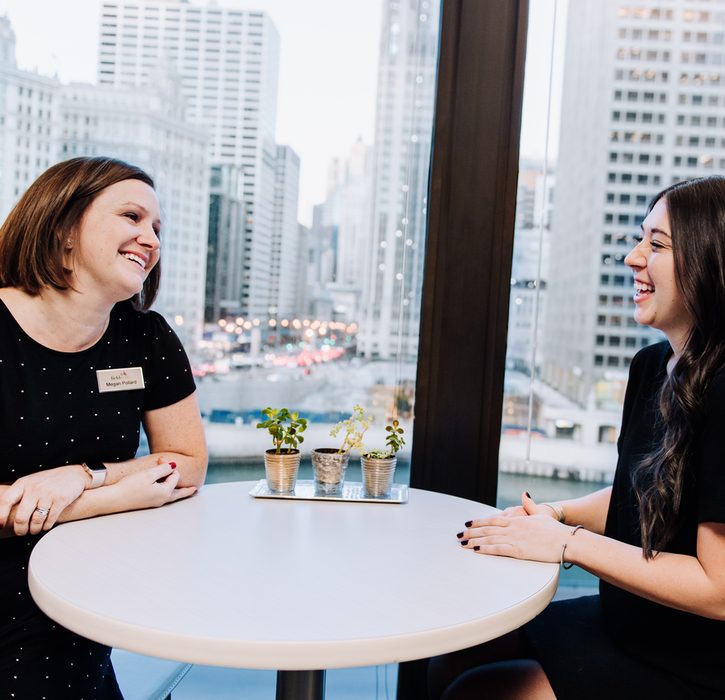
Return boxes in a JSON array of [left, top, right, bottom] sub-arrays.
[[34, 507, 49, 518]]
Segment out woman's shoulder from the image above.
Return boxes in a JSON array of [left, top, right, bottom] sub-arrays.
[[704, 367, 725, 405], [629, 340, 670, 378], [112, 301, 174, 334]]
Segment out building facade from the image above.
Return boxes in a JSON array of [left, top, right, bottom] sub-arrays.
[[542, 0, 725, 406], [0, 16, 60, 221], [205, 163, 245, 323], [270, 144, 301, 318], [97, 0, 283, 318], [507, 162, 553, 374], [358, 0, 441, 359]]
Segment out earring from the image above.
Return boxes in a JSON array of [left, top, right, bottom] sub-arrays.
[[65, 238, 73, 249]]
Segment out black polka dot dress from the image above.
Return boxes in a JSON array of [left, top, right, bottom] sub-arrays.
[[0, 300, 196, 699]]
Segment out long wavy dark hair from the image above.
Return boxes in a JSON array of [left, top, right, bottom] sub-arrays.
[[632, 175, 725, 558]]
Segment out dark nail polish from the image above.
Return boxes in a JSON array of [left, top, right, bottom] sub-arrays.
[[525, 492, 531, 498], [464, 520, 472, 527], [460, 539, 469, 546], [456, 532, 464, 539], [473, 545, 480, 551], [169, 461, 177, 469]]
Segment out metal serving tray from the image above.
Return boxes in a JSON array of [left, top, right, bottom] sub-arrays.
[[249, 479, 408, 503]]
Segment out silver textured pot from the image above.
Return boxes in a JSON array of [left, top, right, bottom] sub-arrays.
[[264, 449, 301, 493], [311, 448, 349, 495], [360, 455, 397, 497]]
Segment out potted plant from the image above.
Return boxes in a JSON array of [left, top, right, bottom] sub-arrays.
[[312, 405, 372, 495], [256, 407, 308, 493], [361, 419, 405, 497]]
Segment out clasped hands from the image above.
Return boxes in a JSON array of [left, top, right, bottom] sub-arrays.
[[0, 460, 194, 536], [456, 492, 571, 564]]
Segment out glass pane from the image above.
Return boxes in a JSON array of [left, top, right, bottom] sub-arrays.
[[0, 0, 441, 491], [503, 0, 725, 593]]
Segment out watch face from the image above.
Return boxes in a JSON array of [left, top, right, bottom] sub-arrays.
[[84, 461, 107, 472]]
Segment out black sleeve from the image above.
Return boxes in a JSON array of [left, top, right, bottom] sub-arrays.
[[696, 373, 725, 524], [141, 311, 197, 411], [617, 345, 648, 453]]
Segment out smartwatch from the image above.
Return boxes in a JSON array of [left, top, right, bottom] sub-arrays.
[[82, 461, 108, 489]]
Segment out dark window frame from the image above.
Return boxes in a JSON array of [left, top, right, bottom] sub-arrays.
[[400, 3, 528, 693], [410, 0, 528, 505]]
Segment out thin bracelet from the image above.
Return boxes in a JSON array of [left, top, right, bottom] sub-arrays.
[[560, 524, 584, 570], [541, 502, 565, 523]]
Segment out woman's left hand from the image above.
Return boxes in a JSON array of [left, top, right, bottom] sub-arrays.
[[0, 465, 88, 536], [459, 514, 571, 563]]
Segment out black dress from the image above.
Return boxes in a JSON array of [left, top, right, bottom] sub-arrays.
[[523, 341, 725, 699], [0, 299, 196, 699]]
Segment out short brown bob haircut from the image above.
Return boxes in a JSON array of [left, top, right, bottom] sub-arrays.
[[0, 156, 160, 310]]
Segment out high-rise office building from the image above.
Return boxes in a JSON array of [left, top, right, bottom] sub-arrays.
[[327, 138, 372, 322], [358, 0, 440, 359], [205, 163, 245, 323], [305, 139, 372, 323], [97, 0, 282, 318], [0, 16, 59, 221], [270, 144, 301, 318], [542, 0, 725, 406], [507, 163, 553, 373]]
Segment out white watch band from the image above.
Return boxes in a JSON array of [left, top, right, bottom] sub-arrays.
[[82, 462, 107, 488]]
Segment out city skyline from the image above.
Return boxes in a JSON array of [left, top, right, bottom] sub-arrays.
[[0, 0, 381, 227], [0, 0, 567, 227], [542, 0, 722, 408]]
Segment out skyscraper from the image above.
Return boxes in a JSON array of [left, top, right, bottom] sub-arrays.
[[0, 16, 59, 220], [358, 0, 440, 360], [304, 138, 372, 323], [205, 163, 245, 323], [97, 0, 284, 318], [507, 162, 553, 374], [542, 0, 725, 406], [270, 144, 301, 318]]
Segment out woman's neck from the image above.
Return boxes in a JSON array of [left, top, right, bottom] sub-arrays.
[[0, 287, 113, 352]]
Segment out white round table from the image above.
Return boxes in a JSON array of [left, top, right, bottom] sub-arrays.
[[28, 481, 558, 699]]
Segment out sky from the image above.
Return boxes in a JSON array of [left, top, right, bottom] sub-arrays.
[[0, 0, 565, 224]]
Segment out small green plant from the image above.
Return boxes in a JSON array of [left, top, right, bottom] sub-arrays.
[[329, 404, 372, 454], [256, 407, 308, 454], [365, 419, 405, 459]]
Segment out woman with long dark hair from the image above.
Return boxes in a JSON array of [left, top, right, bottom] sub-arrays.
[[0, 157, 207, 697], [430, 176, 725, 699]]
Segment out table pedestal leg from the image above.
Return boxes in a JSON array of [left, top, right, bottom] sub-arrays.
[[276, 670, 325, 700]]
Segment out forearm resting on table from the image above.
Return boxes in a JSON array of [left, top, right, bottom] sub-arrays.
[[104, 450, 207, 489], [550, 486, 612, 533], [566, 523, 725, 620], [1, 485, 126, 530]]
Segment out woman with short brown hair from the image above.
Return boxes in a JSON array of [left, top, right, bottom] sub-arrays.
[[0, 156, 207, 698]]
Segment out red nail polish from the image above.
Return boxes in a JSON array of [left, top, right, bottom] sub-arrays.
[[169, 462, 177, 469]]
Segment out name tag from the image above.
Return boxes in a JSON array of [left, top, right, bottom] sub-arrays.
[[96, 367, 145, 393]]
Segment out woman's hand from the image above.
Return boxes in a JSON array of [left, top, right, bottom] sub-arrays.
[[458, 510, 573, 563], [0, 465, 88, 536], [108, 462, 197, 512], [499, 491, 561, 519]]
